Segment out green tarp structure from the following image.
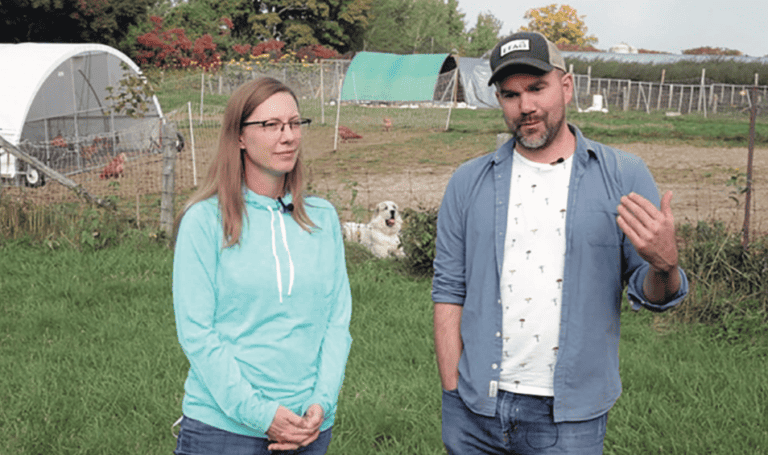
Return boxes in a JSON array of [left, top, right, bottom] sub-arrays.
[[341, 51, 454, 102]]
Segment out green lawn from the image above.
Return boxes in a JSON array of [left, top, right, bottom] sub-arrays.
[[0, 240, 765, 454]]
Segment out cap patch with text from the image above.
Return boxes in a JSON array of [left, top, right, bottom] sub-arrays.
[[488, 32, 566, 86]]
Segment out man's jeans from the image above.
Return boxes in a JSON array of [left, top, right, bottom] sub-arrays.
[[442, 388, 607, 455], [174, 416, 332, 455]]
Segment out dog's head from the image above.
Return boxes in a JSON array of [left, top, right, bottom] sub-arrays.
[[373, 201, 402, 232]]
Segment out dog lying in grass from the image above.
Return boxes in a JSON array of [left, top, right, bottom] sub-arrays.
[[342, 201, 404, 258]]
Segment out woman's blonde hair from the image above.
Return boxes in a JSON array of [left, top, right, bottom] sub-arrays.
[[175, 77, 315, 247]]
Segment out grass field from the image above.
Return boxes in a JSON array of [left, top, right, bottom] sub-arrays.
[[0, 239, 765, 454], [2, 86, 768, 454]]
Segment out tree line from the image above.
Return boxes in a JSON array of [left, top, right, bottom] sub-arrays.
[[0, 2, 745, 72], [0, 0, 505, 67]]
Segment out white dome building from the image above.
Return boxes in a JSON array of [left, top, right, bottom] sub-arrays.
[[609, 43, 639, 54]]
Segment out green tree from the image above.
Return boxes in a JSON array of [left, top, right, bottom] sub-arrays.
[[247, 0, 372, 53], [464, 11, 502, 57], [0, 0, 154, 50], [520, 3, 597, 48], [363, 0, 466, 54]]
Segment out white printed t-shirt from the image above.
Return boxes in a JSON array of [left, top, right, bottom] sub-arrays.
[[499, 151, 572, 397]]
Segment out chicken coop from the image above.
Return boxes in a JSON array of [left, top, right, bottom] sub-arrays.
[[341, 52, 461, 104], [0, 43, 164, 187]]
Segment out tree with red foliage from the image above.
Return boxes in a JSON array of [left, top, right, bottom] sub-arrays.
[[295, 44, 341, 62], [192, 34, 222, 71], [136, 16, 222, 71], [556, 43, 601, 52], [683, 46, 742, 56], [136, 16, 192, 68], [220, 17, 234, 34], [232, 44, 252, 55], [250, 40, 287, 61]]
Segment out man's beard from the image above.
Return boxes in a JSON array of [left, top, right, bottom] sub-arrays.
[[512, 114, 562, 151]]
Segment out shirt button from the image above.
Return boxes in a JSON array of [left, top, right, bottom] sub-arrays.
[[495, 332, 501, 337], [492, 363, 498, 369]]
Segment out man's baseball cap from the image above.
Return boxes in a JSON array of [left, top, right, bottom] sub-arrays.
[[488, 32, 566, 86]]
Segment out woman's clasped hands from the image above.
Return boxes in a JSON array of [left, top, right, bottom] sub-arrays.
[[266, 404, 324, 451]]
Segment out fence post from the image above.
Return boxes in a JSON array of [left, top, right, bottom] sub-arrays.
[[697, 68, 706, 112], [200, 72, 205, 124], [187, 102, 198, 187], [656, 69, 665, 110], [688, 85, 695, 113], [742, 86, 757, 248], [160, 123, 178, 236], [445, 68, 458, 131], [668, 84, 674, 110], [333, 77, 343, 152], [320, 61, 325, 124], [622, 86, 629, 111]]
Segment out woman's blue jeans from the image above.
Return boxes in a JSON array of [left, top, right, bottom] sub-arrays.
[[174, 416, 332, 455], [441, 388, 607, 454]]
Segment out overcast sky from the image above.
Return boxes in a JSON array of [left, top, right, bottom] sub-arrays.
[[456, 0, 768, 57]]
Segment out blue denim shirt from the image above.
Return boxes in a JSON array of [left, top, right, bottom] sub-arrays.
[[432, 125, 688, 423]]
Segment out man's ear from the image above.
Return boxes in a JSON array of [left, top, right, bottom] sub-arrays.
[[561, 72, 574, 105]]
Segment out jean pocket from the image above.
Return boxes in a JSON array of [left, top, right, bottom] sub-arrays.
[[175, 417, 233, 455]]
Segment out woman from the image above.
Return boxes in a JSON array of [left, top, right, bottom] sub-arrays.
[[172, 77, 352, 454]]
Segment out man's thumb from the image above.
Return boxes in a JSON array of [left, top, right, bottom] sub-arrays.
[[661, 190, 674, 216]]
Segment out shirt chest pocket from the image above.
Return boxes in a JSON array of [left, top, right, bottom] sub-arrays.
[[580, 199, 621, 247]]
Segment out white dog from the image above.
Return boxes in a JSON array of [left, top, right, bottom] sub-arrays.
[[342, 201, 404, 258]]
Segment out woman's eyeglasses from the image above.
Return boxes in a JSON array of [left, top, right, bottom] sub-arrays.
[[241, 118, 311, 134]]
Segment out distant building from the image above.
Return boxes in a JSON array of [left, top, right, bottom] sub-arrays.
[[609, 43, 638, 54]]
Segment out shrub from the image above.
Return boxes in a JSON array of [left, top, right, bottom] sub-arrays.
[[399, 207, 438, 277], [675, 220, 768, 339], [135, 16, 222, 71]]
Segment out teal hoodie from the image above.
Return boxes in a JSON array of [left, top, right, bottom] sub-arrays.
[[173, 189, 352, 438]]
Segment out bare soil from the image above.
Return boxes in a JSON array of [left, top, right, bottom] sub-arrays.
[[303, 130, 768, 231], [5, 127, 766, 233]]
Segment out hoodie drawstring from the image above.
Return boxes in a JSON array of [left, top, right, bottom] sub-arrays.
[[268, 205, 294, 303], [277, 212, 295, 296]]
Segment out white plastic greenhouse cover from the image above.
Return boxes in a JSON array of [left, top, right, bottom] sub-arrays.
[[0, 42, 162, 146]]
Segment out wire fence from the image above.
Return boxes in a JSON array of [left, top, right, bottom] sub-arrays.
[[572, 74, 768, 116], [3, 61, 766, 235]]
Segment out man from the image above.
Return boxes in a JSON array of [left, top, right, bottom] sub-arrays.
[[432, 31, 688, 455]]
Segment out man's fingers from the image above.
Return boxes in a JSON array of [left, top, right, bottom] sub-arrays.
[[660, 190, 674, 218], [620, 193, 657, 226]]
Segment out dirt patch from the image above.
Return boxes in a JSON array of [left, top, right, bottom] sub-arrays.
[[307, 135, 768, 231], [5, 125, 765, 233]]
